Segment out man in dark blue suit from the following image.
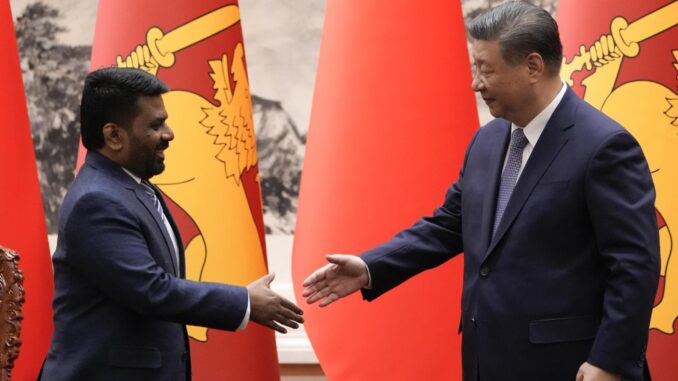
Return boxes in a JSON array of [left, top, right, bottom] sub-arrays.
[[39, 68, 303, 381], [302, 2, 659, 381]]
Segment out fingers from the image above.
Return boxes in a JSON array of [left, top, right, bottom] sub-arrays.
[[302, 276, 328, 298], [307, 282, 333, 304], [326, 254, 349, 265], [319, 293, 339, 307], [268, 296, 304, 333], [143, 45, 151, 63], [262, 320, 288, 334], [280, 296, 304, 316], [303, 277, 328, 300], [302, 264, 331, 287]]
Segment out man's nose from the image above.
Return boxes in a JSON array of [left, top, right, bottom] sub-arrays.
[[163, 125, 174, 141], [471, 75, 483, 92]]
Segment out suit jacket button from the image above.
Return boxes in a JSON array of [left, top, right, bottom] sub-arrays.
[[181, 351, 188, 361], [479, 266, 490, 277]]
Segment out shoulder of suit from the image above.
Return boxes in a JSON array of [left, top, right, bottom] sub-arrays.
[[569, 99, 630, 140]]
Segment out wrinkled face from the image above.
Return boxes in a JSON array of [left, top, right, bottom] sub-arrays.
[[471, 40, 532, 125], [123, 95, 173, 179]]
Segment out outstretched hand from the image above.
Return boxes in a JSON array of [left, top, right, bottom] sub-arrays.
[[302, 254, 370, 307], [247, 273, 304, 333]]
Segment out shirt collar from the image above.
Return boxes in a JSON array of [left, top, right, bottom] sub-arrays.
[[511, 81, 567, 147], [122, 168, 143, 184]]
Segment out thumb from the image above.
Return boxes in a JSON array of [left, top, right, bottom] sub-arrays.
[[326, 254, 350, 266], [265, 272, 275, 286]]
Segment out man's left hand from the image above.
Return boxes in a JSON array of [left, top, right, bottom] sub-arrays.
[[576, 362, 621, 381]]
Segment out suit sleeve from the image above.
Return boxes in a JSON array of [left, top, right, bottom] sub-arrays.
[[359, 129, 480, 301], [64, 191, 249, 331], [584, 130, 660, 378]]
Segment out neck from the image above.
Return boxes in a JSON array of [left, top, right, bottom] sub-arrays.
[[97, 148, 147, 180], [513, 76, 563, 127]]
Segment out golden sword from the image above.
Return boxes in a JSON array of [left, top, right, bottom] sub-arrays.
[[561, 1, 678, 85], [116, 5, 240, 72]]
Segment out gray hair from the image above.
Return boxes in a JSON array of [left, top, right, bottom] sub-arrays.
[[467, 1, 562, 75]]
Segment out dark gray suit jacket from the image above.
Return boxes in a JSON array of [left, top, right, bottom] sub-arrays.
[[361, 88, 659, 381], [40, 151, 248, 381]]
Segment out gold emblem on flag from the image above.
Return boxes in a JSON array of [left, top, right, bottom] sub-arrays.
[[116, 5, 266, 342]]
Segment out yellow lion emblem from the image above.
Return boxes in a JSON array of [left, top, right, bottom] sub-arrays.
[[116, 5, 267, 341]]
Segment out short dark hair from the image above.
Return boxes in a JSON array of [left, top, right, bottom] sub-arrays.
[[80, 67, 169, 150], [467, 1, 562, 75]]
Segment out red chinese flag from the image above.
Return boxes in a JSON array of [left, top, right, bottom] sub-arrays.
[[558, 1, 678, 380], [86, 1, 277, 379], [0, 0, 54, 379], [292, 1, 478, 380]]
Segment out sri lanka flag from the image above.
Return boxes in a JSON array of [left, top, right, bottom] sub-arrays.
[[85, 1, 276, 379], [558, 1, 678, 379]]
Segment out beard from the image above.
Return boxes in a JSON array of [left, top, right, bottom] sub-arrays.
[[127, 136, 168, 179]]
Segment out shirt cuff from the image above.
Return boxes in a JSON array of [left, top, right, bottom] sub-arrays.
[[358, 257, 372, 289], [237, 290, 251, 331]]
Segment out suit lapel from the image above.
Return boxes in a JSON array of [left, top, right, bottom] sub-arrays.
[[479, 121, 512, 252], [133, 183, 180, 276], [485, 88, 577, 258], [85, 151, 180, 276]]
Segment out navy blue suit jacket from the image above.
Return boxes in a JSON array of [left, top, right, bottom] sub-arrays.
[[40, 151, 248, 381], [361, 88, 659, 381]]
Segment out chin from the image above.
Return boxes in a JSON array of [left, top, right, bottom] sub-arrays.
[[148, 163, 165, 178]]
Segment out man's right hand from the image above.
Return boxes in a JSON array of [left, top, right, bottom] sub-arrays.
[[302, 254, 370, 307], [247, 273, 304, 333]]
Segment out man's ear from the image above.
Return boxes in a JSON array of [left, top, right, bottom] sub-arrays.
[[525, 52, 545, 83], [102, 123, 126, 151]]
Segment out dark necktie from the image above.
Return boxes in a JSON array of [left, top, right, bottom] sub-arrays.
[[493, 128, 529, 236]]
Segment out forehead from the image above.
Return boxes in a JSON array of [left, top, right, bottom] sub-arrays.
[[470, 40, 503, 64]]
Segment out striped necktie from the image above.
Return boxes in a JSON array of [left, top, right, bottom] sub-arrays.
[[141, 180, 166, 224], [140, 180, 178, 274]]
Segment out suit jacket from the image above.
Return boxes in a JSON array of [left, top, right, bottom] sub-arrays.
[[40, 151, 249, 381], [361, 88, 659, 381]]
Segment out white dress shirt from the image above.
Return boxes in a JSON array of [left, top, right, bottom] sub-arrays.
[[503, 81, 567, 178]]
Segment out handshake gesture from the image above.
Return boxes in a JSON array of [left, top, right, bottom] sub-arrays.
[[245, 254, 368, 333]]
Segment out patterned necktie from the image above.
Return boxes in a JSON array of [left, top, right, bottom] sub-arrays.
[[493, 128, 529, 236], [141, 180, 166, 224], [141, 180, 179, 274]]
